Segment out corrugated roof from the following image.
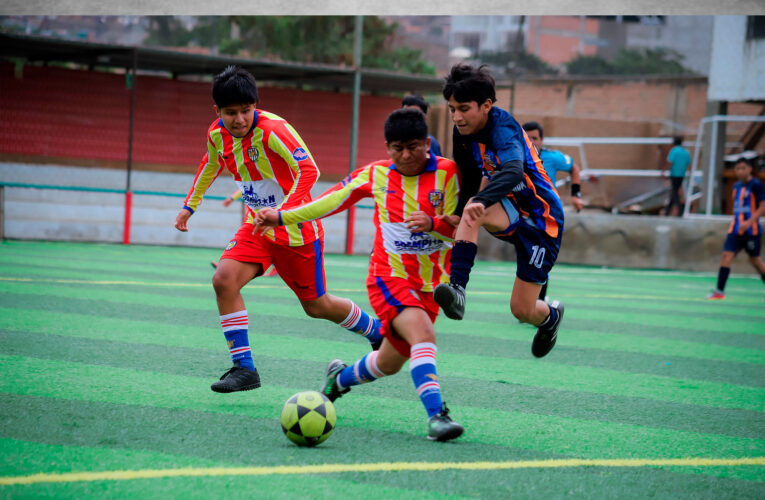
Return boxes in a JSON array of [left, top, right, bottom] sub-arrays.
[[0, 32, 445, 94]]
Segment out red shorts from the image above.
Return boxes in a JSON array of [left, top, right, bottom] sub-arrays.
[[221, 223, 327, 301], [366, 275, 439, 358]]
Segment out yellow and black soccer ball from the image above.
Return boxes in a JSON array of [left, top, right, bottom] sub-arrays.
[[280, 391, 336, 447]]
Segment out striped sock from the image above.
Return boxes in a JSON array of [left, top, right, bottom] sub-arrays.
[[336, 351, 385, 390], [410, 342, 443, 418], [220, 310, 255, 371], [339, 301, 383, 345]]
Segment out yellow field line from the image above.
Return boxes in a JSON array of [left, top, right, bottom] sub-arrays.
[[2, 457, 763, 486]]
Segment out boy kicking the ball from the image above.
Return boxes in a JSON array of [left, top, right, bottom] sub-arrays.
[[175, 66, 382, 394], [433, 63, 565, 358], [254, 108, 464, 441]]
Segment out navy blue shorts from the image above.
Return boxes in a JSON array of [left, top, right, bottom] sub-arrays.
[[723, 232, 761, 257], [491, 218, 561, 285]]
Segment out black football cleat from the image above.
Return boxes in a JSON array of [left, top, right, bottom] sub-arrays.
[[531, 301, 564, 358], [210, 362, 261, 393], [434, 283, 466, 320], [427, 403, 464, 442], [321, 359, 350, 402]]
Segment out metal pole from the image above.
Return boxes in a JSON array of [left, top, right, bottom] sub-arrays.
[[124, 48, 138, 244], [705, 116, 718, 216], [0, 185, 4, 241], [683, 117, 706, 218], [345, 15, 363, 255]]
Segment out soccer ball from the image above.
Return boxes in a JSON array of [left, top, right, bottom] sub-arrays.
[[280, 391, 336, 447]]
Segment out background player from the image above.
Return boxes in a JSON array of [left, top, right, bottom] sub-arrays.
[[174, 66, 382, 394], [707, 157, 765, 299], [661, 136, 692, 217], [434, 63, 565, 359], [402, 94, 443, 157], [254, 108, 464, 441], [521, 121, 583, 212], [522, 120, 582, 302]]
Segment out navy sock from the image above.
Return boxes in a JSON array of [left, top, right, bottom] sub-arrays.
[[539, 303, 559, 328], [716, 267, 730, 293], [539, 282, 548, 301], [761, 273, 765, 286], [449, 240, 478, 289]]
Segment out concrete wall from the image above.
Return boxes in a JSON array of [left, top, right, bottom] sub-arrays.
[[0, 163, 749, 274], [477, 210, 747, 273], [0, 163, 375, 255]]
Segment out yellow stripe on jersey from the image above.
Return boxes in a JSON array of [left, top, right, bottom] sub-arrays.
[[280, 168, 371, 225], [250, 128, 272, 182], [373, 166, 391, 224], [402, 174, 419, 219], [184, 135, 224, 211], [418, 253, 436, 291], [285, 123, 316, 164]]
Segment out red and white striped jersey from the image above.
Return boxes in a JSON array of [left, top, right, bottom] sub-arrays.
[[183, 109, 323, 246], [279, 154, 460, 292]]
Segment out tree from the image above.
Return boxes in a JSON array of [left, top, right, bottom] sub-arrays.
[[565, 55, 614, 75], [142, 16, 435, 75], [476, 50, 558, 77], [566, 48, 695, 76]]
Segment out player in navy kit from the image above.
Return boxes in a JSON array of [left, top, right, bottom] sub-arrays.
[[707, 157, 765, 299], [434, 63, 565, 358]]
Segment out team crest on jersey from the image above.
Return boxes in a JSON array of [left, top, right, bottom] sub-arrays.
[[428, 190, 444, 207], [247, 147, 258, 162], [483, 153, 497, 169], [226, 240, 237, 251], [292, 147, 309, 161]]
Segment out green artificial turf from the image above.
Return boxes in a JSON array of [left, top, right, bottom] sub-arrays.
[[0, 240, 763, 499]]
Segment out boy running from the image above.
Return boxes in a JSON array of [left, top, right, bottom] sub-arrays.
[[254, 108, 464, 441], [434, 63, 565, 358], [175, 66, 382, 394], [707, 157, 765, 299]]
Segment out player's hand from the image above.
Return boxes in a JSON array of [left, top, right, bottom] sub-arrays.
[[252, 207, 279, 235], [572, 196, 584, 213], [462, 202, 485, 228], [405, 211, 433, 233], [222, 197, 233, 207], [174, 209, 192, 232], [739, 219, 753, 234]]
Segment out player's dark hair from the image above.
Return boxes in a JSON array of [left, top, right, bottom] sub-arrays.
[[401, 94, 429, 114], [384, 108, 428, 143], [442, 63, 496, 105], [522, 121, 544, 139], [735, 157, 753, 168], [212, 65, 258, 108], [673, 136, 684, 146]]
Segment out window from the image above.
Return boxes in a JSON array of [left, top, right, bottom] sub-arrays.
[[746, 16, 765, 40]]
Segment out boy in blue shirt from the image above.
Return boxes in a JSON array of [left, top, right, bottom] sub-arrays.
[[661, 136, 692, 217], [522, 121, 583, 213], [707, 158, 765, 299], [434, 63, 565, 358]]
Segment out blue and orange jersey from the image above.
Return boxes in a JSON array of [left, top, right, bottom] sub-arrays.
[[279, 154, 460, 292], [183, 109, 323, 247], [728, 177, 765, 236], [456, 107, 564, 238]]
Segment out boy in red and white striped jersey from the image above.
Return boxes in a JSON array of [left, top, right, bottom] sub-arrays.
[[254, 108, 464, 441], [174, 66, 381, 394]]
